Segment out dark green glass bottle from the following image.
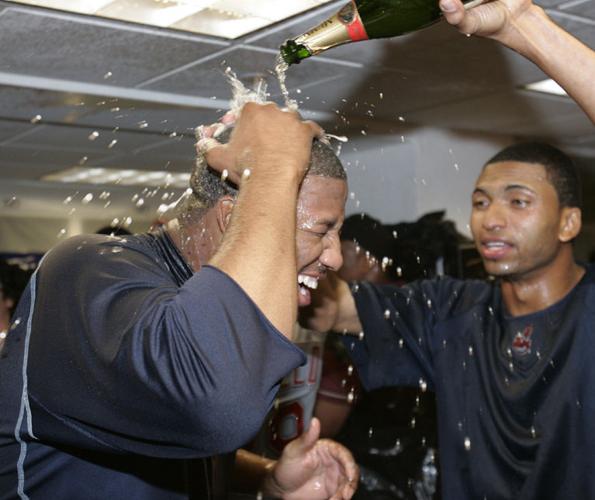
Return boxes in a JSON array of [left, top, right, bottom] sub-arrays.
[[280, 0, 481, 65]]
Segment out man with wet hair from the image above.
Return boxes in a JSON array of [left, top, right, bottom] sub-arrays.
[[0, 104, 358, 499], [306, 141, 593, 499]]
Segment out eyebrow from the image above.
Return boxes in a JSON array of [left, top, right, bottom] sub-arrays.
[[473, 184, 537, 196]]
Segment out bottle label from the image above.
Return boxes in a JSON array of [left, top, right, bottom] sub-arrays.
[[339, 2, 369, 42], [294, 0, 368, 56]]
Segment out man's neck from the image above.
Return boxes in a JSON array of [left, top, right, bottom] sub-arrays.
[[500, 254, 585, 317]]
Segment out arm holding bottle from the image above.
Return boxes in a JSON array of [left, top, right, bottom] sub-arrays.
[[439, 0, 595, 123]]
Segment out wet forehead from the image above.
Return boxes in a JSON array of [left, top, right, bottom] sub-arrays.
[[475, 161, 552, 194], [297, 175, 347, 225]]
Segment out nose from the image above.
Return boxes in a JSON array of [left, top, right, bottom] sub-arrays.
[[320, 236, 343, 272], [481, 202, 507, 231]]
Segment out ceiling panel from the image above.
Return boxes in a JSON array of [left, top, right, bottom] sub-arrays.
[[0, 5, 228, 87], [142, 46, 355, 101], [0, 145, 114, 179], [11, 123, 166, 153], [402, 89, 592, 138], [0, 119, 34, 143]]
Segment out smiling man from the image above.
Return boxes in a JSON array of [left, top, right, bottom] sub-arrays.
[[0, 103, 357, 500], [307, 142, 594, 499]]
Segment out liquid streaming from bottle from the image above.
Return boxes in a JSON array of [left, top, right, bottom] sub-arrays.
[[274, 55, 298, 111]]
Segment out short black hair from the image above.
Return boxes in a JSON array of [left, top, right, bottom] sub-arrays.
[[183, 127, 346, 219], [485, 142, 581, 209], [341, 213, 394, 264]]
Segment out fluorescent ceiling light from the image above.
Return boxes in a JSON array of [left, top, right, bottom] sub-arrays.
[[11, 0, 334, 39], [523, 79, 568, 97], [42, 166, 190, 188]]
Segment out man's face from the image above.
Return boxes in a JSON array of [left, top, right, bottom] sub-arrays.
[[470, 161, 565, 279], [295, 175, 347, 307]]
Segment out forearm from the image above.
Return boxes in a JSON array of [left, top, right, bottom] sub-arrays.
[[334, 280, 363, 334], [498, 5, 595, 123], [209, 168, 301, 338]]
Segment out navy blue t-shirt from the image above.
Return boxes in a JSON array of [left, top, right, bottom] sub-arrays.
[[0, 230, 305, 499], [345, 265, 595, 500]]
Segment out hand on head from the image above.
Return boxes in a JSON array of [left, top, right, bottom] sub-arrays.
[[196, 102, 325, 185]]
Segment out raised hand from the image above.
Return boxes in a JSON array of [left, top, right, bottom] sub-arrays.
[[264, 417, 359, 499]]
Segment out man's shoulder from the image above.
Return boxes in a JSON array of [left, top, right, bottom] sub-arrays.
[[40, 233, 163, 281], [46, 233, 151, 263]]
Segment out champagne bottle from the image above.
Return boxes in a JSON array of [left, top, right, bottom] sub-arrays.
[[280, 0, 482, 65]]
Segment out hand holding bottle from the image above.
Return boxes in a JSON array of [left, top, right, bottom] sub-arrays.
[[439, 0, 535, 45]]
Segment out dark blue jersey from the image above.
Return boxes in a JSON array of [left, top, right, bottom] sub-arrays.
[[345, 265, 595, 500], [0, 230, 305, 499]]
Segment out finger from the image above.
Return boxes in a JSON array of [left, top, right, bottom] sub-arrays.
[[221, 111, 236, 126], [303, 120, 325, 140], [439, 0, 466, 24], [196, 137, 221, 156], [341, 473, 358, 499], [285, 418, 321, 459], [202, 144, 241, 183], [325, 441, 358, 484]]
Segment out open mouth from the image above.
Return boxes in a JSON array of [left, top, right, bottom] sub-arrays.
[[481, 240, 513, 260], [297, 273, 319, 306]]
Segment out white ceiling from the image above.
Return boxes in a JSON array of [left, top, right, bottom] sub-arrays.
[[0, 0, 593, 219]]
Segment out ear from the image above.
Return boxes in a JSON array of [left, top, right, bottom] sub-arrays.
[[559, 207, 582, 243], [215, 196, 236, 233]]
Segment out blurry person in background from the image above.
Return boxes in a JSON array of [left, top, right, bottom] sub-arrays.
[[312, 214, 442, 500], [0, 104, 358, 500]]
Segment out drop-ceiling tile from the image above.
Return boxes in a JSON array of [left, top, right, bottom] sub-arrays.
[[0, 7, 227, 86], [143, 46, 354, 103], [0, 119, 34, 142]]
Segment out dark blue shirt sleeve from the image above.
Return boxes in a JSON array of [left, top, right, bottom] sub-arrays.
[[26, 237, 306, 459], [344, 278, 465, 392]]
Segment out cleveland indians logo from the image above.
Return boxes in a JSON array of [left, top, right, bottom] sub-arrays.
[[512, 325, 533, 356]]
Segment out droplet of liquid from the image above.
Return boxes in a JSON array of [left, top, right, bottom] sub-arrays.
[[464, 437, 471, 450], [88, 131, 99, 141], [384, 309, 391, 319], [30, 114, 42, 124], [419, 378, 427, 392], [82, 193, 94, 204], [108, 139, 118, 149], [347, 389, 355, 403], [57, 228, 67, 238]]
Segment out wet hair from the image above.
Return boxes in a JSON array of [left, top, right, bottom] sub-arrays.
[[485, 142, 582, 209], [181, 127, 346, 219]]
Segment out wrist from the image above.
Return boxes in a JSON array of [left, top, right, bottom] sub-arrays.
[[495, 3, 549, 58], [262, 461, 286, 498]]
